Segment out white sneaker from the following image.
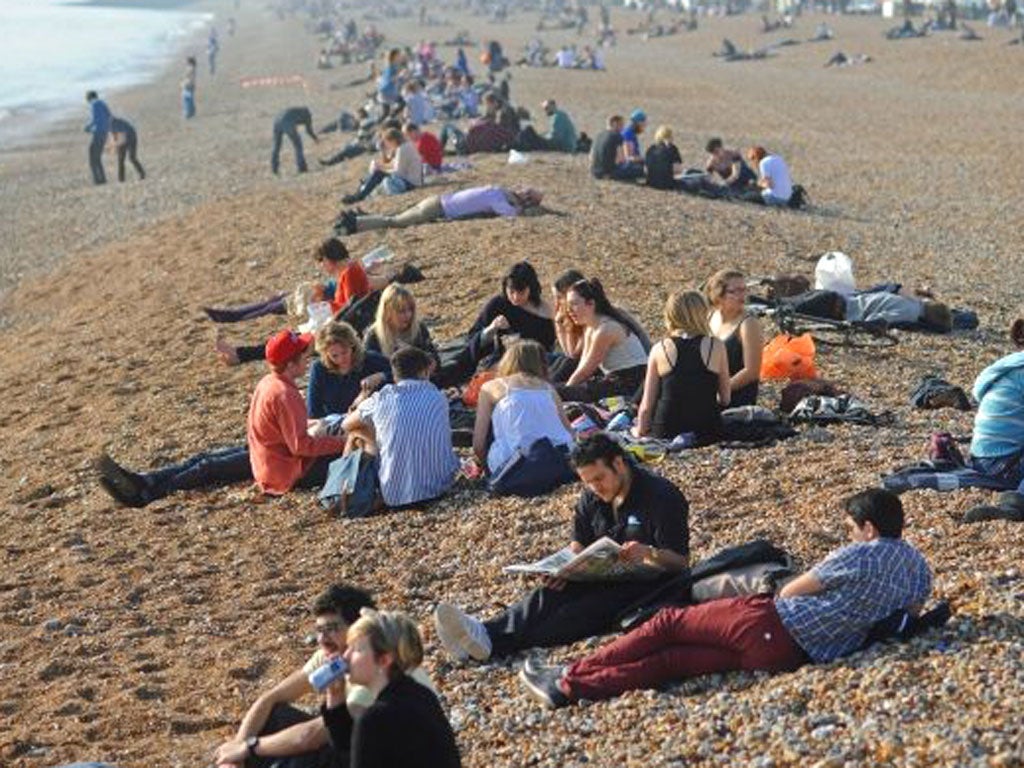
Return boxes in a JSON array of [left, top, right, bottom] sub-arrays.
[[434, 602, 492, 662]]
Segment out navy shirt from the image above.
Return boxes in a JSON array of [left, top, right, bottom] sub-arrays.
[[306, 352, 392, 418], [86, 98, 111, 134], [110, 117, 134, 134], [572, 464, 689, 558]]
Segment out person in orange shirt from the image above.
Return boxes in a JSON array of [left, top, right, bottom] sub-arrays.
[[97, 329, 344, 507]]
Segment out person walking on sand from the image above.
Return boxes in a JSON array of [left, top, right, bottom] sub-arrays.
[[272, 107, 318, 175], [110, 116, 145, 182], [182, 56, 197, 119], [84, 90, 110, 185]]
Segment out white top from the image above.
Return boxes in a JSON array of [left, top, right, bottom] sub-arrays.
[[556, 48, 576, 68], [759, 154, 792, 201], [391, 140, 424, 186], [487, 382, 573, 474], [600, 327, 648, 374]]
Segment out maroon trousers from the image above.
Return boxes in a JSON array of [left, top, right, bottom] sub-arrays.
[[564, 595, 807, 701]]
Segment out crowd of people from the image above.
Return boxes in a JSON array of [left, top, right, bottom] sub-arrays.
[[73, 1, 1024, 765]]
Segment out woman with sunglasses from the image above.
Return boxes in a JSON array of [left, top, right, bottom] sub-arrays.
[[706, 269, 763, 407], [556, 278, 649, 403]]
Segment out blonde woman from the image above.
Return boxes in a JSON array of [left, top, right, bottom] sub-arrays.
[[634, 291, 731, 442], [320, 610, 461, 768], [706, 269, 764, 407], [472, 340, 574, 474], [307, 320, 392, 419], [363, 284, 439, 371], [644, 125, 684, 191]]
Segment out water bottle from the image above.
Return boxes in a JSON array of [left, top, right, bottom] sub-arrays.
[[361, 244, 394, 268], [607, 411, 632, 432], [307, 656, 348, 691]]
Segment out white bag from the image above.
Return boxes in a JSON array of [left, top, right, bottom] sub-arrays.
[[507, 149, 529, 165], [814, 251, 855, 296], [297, 301, 334, 334]]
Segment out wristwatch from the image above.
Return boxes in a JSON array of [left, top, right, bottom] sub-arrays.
[[245, 736, 260, 758]]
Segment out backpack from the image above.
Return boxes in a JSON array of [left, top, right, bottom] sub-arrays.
[[787, 184, 808, 209], [487, 437, 577, 497]]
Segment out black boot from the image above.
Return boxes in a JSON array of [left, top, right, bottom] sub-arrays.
[[963, 491, 1024, 523]]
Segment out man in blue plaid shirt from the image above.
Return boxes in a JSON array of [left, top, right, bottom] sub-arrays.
[[520, 489, 934, 707]]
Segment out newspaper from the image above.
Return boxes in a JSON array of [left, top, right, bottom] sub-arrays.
[[503, 536, 665, 582]]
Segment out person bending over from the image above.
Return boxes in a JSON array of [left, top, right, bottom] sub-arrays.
[[472, 340, 574, 475], [333, 185, 543, 235], [747, 145, 793, 206], [110, 115, 145, 182], [342, 347, 458, 509], [434, 433, 689, 662], [557, 279, 649, 404], [320, 610, 461, 768], [98, 330, 343, 508], [520, 489, 932, 708], [634, 291, 731, 443], [706, 269, 763, 407], [272, 107, 318, 175]]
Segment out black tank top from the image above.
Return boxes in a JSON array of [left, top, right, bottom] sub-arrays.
[[723, 318, 759, 407], [649, 336, 722, 441]]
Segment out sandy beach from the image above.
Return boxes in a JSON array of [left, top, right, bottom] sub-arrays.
[[1, 1, 1023, 766]]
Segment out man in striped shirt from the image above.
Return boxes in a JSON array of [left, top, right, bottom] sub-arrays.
[[342, 347, 458, 508]]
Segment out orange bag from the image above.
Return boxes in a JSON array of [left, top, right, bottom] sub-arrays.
[[760, 334, 818, 381], [462, 370, 496, 407]]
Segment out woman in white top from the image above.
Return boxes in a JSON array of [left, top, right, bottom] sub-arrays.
[[473, 340, 573, 474], [556, 278, 649, 403], [343, 127, 423, 203]]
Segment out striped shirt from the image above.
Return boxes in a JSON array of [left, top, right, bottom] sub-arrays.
[[970, 352, 1024, 459], [774, 538, 932, 663], [356, 379, 458, 507]]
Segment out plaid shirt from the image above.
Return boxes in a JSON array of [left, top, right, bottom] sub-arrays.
[[774, 538, 932, 663]]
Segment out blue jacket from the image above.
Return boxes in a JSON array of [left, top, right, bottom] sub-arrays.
[[85, 99, 111, 134], [306, 352, 392, 419], [971, 351, 1024, 458]]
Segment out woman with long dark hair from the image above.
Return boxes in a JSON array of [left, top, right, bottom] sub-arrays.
[[556, 279, 649, 403]]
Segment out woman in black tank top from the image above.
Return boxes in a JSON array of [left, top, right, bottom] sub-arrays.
[[707, 270, 764, 408], [635, 292, 732, 443]]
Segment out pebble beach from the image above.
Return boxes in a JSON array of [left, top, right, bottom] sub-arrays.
[[1, 1, 1023, 767]]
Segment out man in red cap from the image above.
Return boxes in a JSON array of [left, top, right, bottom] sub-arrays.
[[97, 329, 344, 507]]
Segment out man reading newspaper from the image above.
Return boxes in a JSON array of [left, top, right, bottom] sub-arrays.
[[434, 433, 690, 662]]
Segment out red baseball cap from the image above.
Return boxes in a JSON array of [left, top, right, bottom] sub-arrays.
[[265, 329, 313, 366]]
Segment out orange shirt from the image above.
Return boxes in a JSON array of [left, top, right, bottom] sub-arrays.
[[330, 260, 371, 315], [246, 372, 344, 494]]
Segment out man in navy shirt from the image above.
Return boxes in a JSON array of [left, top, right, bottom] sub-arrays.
[[84, 91, 111, 185], [272, 107, 318, 175], [434, 433, 690, 661]]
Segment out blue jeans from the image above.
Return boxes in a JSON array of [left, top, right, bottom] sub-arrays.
[[970, 451, 1024, 493], [381, 175, 415, 195], [182, 89, 195, 119], [611, 162, 645, 181], [763, 191, 790, 206]]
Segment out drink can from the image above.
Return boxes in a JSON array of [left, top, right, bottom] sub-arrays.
[[308, 656, 348, 691], [607, 411, 632, 431]]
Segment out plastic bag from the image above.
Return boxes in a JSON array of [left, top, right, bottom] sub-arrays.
[[462, 370, 496, 407], [297, 301, 334, 334], [760, 333, 818, 381], [507, 149, 529, 164], [814, 251, 855, 296]]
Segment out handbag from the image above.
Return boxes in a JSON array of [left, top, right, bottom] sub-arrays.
[[318, 449, 379, 518]]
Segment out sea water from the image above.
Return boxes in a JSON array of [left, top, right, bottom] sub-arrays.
[[0, 0, 212, 130]]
